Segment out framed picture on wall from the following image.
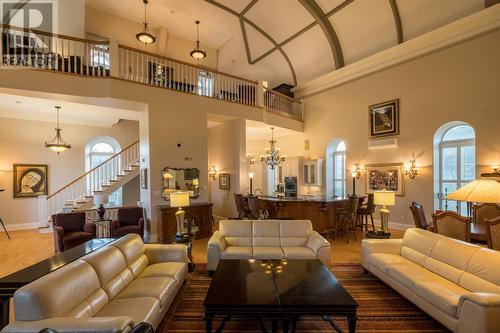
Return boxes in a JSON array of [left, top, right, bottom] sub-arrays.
[[218, 173, 230, 190], [13, 164, 48, 198], [140, 168, 148, 190], [369, 99, 399, 138], [365, 163, 405, 196]]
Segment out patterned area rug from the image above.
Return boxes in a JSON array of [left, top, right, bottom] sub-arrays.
[[157, 263, 450, 333]]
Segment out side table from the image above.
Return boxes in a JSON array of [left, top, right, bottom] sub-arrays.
[[91, 218, 113, 238], [365, 230, 391, 239], [173, 234, 195, 272]]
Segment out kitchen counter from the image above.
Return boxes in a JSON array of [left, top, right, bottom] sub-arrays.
[[256, 196, 349, 235]]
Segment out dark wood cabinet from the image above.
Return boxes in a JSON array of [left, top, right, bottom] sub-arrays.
[[158, 202, 213, 243]]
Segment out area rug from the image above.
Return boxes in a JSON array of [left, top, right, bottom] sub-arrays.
[[157, 263, 450, 332]]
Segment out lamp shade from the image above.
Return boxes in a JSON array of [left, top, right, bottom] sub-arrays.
[[192, 178, 199, 186], [163, 172, 174, 179], [170, 191, 190, 208], [447, 179, 500, 203], [374, 190, 395, 206]]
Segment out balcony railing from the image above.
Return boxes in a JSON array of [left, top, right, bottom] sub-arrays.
[[0, 24, 302, 120]]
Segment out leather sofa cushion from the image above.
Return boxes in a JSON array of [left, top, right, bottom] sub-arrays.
[[461, 248, 500, 292], [14, 261, 101, 321], [112, 234, 146, 266], [424, 258, 465, 285], [65, 289, 109, 318], [414, 278, 470, 317], [253, 220, 280, 247], [401, 229, 441, 264], [221, 246, 253, 259], [282, 247, 316, 260], [387, 262, 439, 292], [139, 262, 187, 287], [115, 277, 176, 308], [220, 220, 253, 246], [368, 253, 408, 274], [253, 247, 285, 260], [97, 297, 159, 327], [279, 220, 312, 247]]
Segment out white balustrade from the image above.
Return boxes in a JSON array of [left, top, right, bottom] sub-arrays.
[[264, 88, 303, 120]]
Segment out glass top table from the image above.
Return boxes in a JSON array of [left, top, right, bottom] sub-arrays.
[[204, 259, 358, 333]]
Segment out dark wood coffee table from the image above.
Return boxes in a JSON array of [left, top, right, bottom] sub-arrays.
[[204, 259, 358, 333]]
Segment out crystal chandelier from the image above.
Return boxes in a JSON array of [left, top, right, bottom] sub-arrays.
[[45, 106, 71, 154], [136, 0, 156, 45], [260, 127, 285, 170], [190, 21, 206, 60]]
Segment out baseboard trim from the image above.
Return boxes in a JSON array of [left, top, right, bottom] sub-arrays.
[[372, 219, 413, 231], [4, 222, 42, 231]]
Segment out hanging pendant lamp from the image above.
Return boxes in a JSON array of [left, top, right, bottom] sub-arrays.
[[45, 106, 71, 154], [136, 0, 156, 45], [260, 127, 286, 170], [190, 20, 206, 60]]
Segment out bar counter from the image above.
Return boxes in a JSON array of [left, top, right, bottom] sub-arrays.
[[256, 196, 349, 235]]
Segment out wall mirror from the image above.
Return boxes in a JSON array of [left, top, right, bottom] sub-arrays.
[[162, 167, 200, 200]]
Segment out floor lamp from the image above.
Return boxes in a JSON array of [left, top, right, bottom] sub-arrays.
[[0, 189, 10, 239]]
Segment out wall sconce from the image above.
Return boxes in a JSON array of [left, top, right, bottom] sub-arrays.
[[208, 165, 218, 180], [351, 163, 363, 179], [493, 165, 500, 174], [404, 159, 418, 179], [481, 165, 500, 178]]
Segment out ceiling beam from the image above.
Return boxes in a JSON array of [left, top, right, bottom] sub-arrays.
[[241, 0, 258, 16], [297, 0, 344, 68], [389, 0, 404, 44], [239, 18, 252, 63], [325, 0, 353, 17]]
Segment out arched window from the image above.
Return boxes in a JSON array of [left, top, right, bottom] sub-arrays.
[[333, 141, 346, 198], [85, 137, 122, 207], [434, 123, 475, 214]]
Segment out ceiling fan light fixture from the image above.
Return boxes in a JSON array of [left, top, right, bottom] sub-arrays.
[[190, 20, 206, 60], [136, 0, 156, 45]]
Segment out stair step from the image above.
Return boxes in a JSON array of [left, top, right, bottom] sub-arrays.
[[75, 200, 88, 204], [84, 195, 93, 199], [123, 169, 132, 173], [94, 190, 103, 194], [117, 174, 125, 178], [109, 180, 118, 183], [130, 164, 139, 168], [101, 184, 111, 188]]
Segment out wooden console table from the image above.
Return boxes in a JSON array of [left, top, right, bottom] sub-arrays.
[[158, 202, 213, 243], [0, 238, 116, 329]]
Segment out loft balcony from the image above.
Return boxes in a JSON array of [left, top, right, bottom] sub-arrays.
[[0, 24, 303, 121]]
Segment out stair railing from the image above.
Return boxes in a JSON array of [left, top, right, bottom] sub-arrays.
[[41, 140, 139, 222]]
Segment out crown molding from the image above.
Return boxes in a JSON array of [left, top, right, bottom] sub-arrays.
[[293, 5, 500, 99]]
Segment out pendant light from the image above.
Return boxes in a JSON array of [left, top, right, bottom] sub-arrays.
[[136, 0, 156, 45], [45, 106, 71, 154], [260, 127, 286, 170], [190, 20, 206, 60]]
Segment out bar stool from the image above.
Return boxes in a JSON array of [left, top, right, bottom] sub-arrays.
[[357, 193, 375, 232]]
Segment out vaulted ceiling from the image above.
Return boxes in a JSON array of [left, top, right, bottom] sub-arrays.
[[85, 0, 488, 87]]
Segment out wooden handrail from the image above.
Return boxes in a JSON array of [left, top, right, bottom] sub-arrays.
[[118, 44, 259, 85], [1, 24, 110, 45], [47, 140, 139, 199], [264, 87, 302, 104]]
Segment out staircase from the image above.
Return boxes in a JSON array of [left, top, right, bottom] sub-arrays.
[[38, 141, 140, 227]]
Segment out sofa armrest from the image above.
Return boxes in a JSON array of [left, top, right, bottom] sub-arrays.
[[307, 231, 330, 253], [83, 221, 96, 236], [144, 243, 188, 264], [208, 231, 226, 252], [362, 239, 403, 256], [458, 293, 500, 333], [2, 316, 133, 333]]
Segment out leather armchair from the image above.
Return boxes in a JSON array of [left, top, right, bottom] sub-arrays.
[[52, 212, 96, 252], [111, 207, 145, 238]]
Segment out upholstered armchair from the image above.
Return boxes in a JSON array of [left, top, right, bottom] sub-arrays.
[[432, 211, 471, 242], [111, 207, 145, 238], [52, 212, 96, 252]]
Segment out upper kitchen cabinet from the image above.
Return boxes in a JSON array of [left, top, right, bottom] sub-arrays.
[[302, 159, 324, 186]]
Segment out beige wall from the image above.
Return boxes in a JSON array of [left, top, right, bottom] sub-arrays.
[[0, 118, 139, 228], [123, 175, 140, 206], [85, 6, 218, 70], [247, 29, 500, 228]]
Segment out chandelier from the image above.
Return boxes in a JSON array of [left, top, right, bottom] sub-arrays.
[[260, 127, 285, 170], [136, 0, 156, 45], [45, 106, 71, 154], [190, 21, 206, 60]]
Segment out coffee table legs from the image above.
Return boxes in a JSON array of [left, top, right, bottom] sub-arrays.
[[347, 315, 357, 333], [0, 297, 10, 329], [322, 314, 357, 333], [205, 315, 230, 333]]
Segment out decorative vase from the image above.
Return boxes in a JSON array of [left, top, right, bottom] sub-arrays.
[[97, 204, 106, 220]]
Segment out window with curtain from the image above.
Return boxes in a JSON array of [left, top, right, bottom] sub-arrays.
[[333, 141, 346, 198], [437, 124, 475, 214]]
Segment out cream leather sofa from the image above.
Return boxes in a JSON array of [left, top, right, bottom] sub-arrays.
[[362, 228, 500, 333], [2, 234, 188, 333], [207, 220, 331, 271]]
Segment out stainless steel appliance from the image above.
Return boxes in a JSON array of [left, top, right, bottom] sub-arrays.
[[284, 177, 297, 198]]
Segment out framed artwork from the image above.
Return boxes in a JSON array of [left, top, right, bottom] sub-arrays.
[[140, 168, 148, 190], [13, 164, 48, 198], [369, 99, 399, 138], [365, 163, 405, 196], [218, 173, 230, 190]]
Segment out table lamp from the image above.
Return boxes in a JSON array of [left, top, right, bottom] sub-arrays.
[[374, 190, 395, 233], [447, 179, 500, 216], [170, 191, 190, 240], [163, 171, 174, 189]]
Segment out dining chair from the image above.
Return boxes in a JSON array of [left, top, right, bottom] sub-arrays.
[[432, 211, 471, 242], [247, 195, 260, 219], [485, 216, 500, 250], [339, 196, 359, 244], [356, 193, 375, 232], [409, 202, 434, 231], [473, 203, 500, 224], [234, 193, 251, 218]]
